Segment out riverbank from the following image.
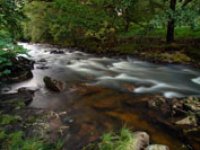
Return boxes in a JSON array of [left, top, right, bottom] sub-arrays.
[[0, 56, 34, 85], [0, 88, 64, 149], [38, 36, 200, 69]]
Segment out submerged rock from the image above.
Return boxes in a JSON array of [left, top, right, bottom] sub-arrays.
[[146, 144, 169, 150], [148, 96, 171, 117], [43, 76, 65, 92]]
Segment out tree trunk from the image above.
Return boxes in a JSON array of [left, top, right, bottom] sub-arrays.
[[124, 9, 130, 32], [166, 0, 176, 43], [124, 20, 130, 32]]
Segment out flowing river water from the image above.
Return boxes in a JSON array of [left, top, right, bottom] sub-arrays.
[[5, 43, 200, 149]]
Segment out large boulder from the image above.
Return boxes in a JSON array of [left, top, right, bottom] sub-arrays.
[[146, 144, 169, 150], [17, 56, 35, 70], [43, 76, 65, 92], [3, 56, 34, 83]]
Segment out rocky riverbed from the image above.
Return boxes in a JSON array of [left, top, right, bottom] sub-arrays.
[[1, 82, 199, 150]]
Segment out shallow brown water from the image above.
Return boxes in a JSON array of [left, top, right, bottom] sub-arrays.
[[60, 85, 188, 150]]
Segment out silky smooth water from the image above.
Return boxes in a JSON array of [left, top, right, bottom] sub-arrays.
[[9, 43, 200, 98]]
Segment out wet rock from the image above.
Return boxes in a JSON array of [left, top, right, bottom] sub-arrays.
[[50, 50, 64, 54], [18, 87, 35, 95], [148, 96, 166, 108], [0, 90, 34, 112], [43, 76, 65, 92], [17, 56, 35, 70], [9, 71, 33, 82], [148, 96, 171, 117], [122, 83, 136, 92], [36, 65, 49, 70], [4, 56, 34, 83], [129, 132, 149, 150], [146, 144, 169, 150], [175, 116, 197, 126], [1, 87, 11, 93], [183, 97, 200, 112], [17, 88, 35, 106], [171, 99, 187, 117], [37, 58, 47, 63]]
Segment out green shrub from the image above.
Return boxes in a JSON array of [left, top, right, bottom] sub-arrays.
[[83, 128, 136, 150], [0, 113, 64, 150], [0, 32, 26, 79], [0, 130, 63, 150], [0, 114, 22, 125], [160, 52, 191, 63]]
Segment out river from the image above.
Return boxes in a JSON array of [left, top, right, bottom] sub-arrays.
[[4, 43, 200, 149]]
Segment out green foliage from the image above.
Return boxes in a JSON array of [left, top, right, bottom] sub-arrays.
[[0, 0, 25, 39], [0, 0, 27, 81], [23, 0, 120, 44], [160, 52, 191, 63], [0, 114, 22, 125], [22, 0, 200, 45], [0, 32, 26, 79], [83, 128, 136, 150], [0, 113, 64, 150], [0, 130, 63, 150], [23, 1, 52, 42], [149, 0, 200, 29]]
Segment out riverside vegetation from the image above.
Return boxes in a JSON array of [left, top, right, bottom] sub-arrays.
[[0, 0, 200, 150], [22, 0, 200, 65]]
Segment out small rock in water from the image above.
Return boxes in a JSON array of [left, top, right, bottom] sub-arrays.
[[122, 83, 136, 92], [1, 87, 11, 93], [148, 96, 166, 108], [43, 76, 65, 92], [36, 65, 49, 70], [175, 115, 197, 126], [183, 97, 200, 112], [38, 58, 47, 63], [18, 87, 35, 94], [146, 144, 169, 150], [129, 131, 149, 150], [50, 50, 64, 54]]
